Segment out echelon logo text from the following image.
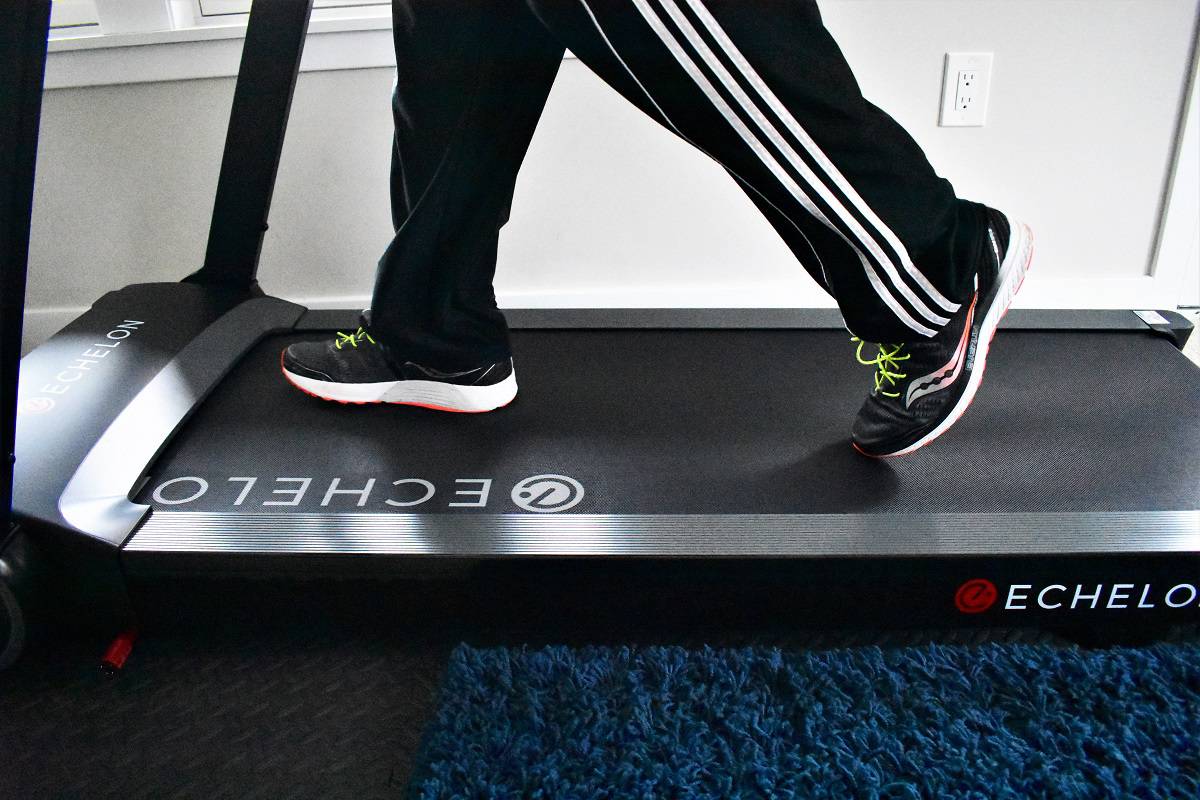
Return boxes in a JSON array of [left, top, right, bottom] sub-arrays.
[[18, 319, 144, 414], [956, 579, 1200, 613], [151, 473, 587, 514]]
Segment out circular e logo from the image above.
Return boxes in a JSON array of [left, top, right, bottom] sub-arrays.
[[511, 474, 584, 513], [955, 579, 998, 614]]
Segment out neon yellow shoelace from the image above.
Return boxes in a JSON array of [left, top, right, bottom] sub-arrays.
[[851, 337, 910, 398], [334, 327, 376, 350]]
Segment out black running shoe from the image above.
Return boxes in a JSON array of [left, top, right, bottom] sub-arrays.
[[281, 326, 517, 412], [851, 208, 1034, 457]]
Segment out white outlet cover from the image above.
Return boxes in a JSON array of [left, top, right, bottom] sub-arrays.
[[940, 52, 994, 127]]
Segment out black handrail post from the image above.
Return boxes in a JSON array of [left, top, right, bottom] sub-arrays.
[[188, 0, 316, 290], [0, 0, 52, 534]]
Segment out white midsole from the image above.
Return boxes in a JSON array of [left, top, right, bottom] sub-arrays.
[[888, 214, 1035, 457], [284, 368, 518, 412]]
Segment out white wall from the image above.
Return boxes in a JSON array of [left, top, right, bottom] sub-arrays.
[[23, 0, 1200, 351]]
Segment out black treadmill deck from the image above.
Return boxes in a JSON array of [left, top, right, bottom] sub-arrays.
[[126, 327, 1200, 556]]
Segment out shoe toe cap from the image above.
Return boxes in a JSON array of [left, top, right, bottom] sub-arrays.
[[851, 395, 926, 456], [281, 341, 335, 381]]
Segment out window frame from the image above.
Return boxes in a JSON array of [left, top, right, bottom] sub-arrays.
[[196, 0, 387, 17], [50, 0, 101, 31]]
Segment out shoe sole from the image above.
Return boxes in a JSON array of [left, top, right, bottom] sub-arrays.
[[280, 352, 518, 413], [855, 213, 1035, 459]]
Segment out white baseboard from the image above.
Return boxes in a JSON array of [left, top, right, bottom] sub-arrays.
[[304, 273, 1183, 312], [21, 274, 1186, 355]]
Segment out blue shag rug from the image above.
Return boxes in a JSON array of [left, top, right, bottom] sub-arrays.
[[410, 643, 1199, 799]]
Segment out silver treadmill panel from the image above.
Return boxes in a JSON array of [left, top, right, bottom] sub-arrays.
[[126, 510, 1200, 557]]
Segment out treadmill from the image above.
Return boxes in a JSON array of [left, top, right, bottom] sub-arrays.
[[3, 0, 1198, 668]]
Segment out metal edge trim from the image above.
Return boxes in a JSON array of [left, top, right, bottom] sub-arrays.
[[125, 511, 1200, 557], [297, 308, 1154, 332]]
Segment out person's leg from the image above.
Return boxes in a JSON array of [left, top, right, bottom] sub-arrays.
[[282, 0, 565, 410], [523, 0, 1032, 454], [371, 0, 566, 371], [526, 0, 980, 341]]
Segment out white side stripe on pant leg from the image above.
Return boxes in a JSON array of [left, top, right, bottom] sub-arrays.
[[681, 0, 960, 316], [576, 0, 836, 292], [628, 0, 937, 337], [655, 0, 950, 329], [578, 0, 678, 144]]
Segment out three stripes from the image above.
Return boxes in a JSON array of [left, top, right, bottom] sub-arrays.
[[582, 0, 957, 337]]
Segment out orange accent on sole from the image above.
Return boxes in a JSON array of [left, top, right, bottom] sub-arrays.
[[278, 351, 512, 414], [853, 233, 1035, 460]]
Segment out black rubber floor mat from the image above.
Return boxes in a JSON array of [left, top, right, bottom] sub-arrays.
[[2, 575, 1190, 799], [1, 628, 448, 800]]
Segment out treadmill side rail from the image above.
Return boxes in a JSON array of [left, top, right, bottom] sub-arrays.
[[13, 284, 303, 547], [125, 510, 1200, 557]]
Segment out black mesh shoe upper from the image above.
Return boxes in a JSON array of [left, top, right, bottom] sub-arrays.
[[851, 207, 1011, 455], [282, 326, 512, 387]]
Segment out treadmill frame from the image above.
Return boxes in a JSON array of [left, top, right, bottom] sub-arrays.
[[2, 0, 1197, 646], [0, 1, 51, 669], [187, 0, 314, 289], [1, 0, 50, 541]]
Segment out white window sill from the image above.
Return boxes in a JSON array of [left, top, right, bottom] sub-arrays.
[[45, 10, 579, 90], [48, 8, 393, 51], [45, 12, 381, 88]]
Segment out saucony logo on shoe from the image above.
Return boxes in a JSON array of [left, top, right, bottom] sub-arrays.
[[905, 295, 978, 408]]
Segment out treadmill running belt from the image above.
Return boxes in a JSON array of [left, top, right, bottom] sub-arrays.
[[133, 328, 1200, 515], [136, 329, 1200, 516]]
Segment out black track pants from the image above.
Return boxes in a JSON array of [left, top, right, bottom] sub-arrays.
[[372, 0, 986, 370]]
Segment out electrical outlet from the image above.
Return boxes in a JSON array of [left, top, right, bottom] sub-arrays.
[[940, 53, 993, 127], [956, 70, 979, 112]]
